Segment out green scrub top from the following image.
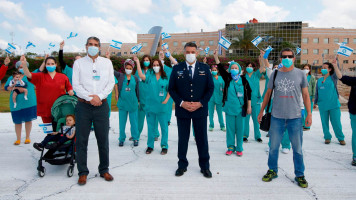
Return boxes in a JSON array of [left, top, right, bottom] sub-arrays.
[[209, 76, 224, 104], [117, 75, 138, 112], [62, 65, 73, 85], [316, 76, 340, 111], [144, 73, 169, 114], [223, 78, 244, 116], [246, 70, 262, 105], [135, 69, 153, 109], [164, 65, 173, 79], [5, 76, 37, 111]]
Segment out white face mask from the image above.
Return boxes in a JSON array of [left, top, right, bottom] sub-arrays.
[[185, 53, 196, 63], [303, 69, 310, 74], [153, 66, 160, 73], [125, 69, 132, 75]]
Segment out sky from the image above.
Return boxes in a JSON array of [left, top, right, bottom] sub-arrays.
[[0, 0, 356, 54]]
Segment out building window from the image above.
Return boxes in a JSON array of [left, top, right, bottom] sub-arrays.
[[173, 41, 178, 46], [200, 41, 205, 46], [182, 42, 187, 46], [344, 38, 349, 44], [353, 60, 356, 64], [353, 38, 356, 44], [323, 49, 329, 55], [313, 49, 319, 54], [124, 52, 127, 55], [209, 50, 214, 55], [313, 38, 319, 43], [111, 52, 115, 55], [313, 60, 319, 64], [209, 40, 214, 45], [334, 38, 339, 43], [199, 51, 205, 56], [343, 60, 349, 64], [142, 42, 148, 47], [302, 49, 308, 54], [302, 60, 308, 64], [323, 38, 329, 44], [191, 41, 196, 44], [302, 38, 308, 43]]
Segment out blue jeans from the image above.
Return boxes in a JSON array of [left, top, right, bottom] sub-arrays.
[[268, 116, 305, 177]]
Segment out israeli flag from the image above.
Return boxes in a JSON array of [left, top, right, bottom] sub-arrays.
[[218, 36, 231, 50], [49, 43, 55, 48], [110, 40, 122, 50], [162, 43, 169, 50], [263, 46, 273, 59], [131, 43, 143, 53], [5, 43, 16, 54], [205, 46, 210, 55], [251, 36, 262, 47], [161, 32, 171, 40], [67, 32, 78, 39], [296, 47, 301, 55], [26, 41, 36, 49], [337, 42, 347, 46], [165, 51, 171, 58], [337, 45, 353, 57]]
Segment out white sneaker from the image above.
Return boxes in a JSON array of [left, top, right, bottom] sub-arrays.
[[265, 147, 270, 152], [24, 96, 28, 100], [14, 103, 17, 108], [281, 148, 290, 154]]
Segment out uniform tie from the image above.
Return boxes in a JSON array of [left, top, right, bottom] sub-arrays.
[[189, 66, 193, 80]]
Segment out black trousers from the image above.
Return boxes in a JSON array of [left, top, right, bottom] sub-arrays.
[[177, 117, 210, 170], [75, 101, 110, 176]]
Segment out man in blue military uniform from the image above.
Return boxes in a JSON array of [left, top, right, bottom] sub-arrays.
[[168, 42, 214, 178]]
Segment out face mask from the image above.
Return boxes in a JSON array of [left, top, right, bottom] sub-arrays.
[[153, 66, 160, 73], [246, 67, 253, 74], [282, 58, 293, 68], [212, 71, 218, 76], [19, 69, 24, 74], [231, 69, 239, 76], [185, 53, 196, 63], [125, 69, 132, 75], [46, 66, 56, 72], [303, 69, 310, 74], [88, 46, 99, 56], [321, 69, 328, 75], [143, 61, 150, 67]]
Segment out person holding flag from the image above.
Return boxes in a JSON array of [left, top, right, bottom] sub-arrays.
[[59, 40, 82, 85], [213, 49, 251, 156], [0, 56, 11, 81], [314, 62, 345, 145]]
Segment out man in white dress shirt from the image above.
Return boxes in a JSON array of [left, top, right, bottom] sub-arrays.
[[72, 36, 115, 185]]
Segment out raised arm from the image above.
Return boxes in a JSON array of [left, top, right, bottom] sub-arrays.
[[59, 41, 68, 70], [21, 55, 32, 79], [133, 56, 146, 81], [258, 50, 266, 74], [162, 47, 178, 66], [333, 55, 342, 79], [0, 56, 10, 80], [214, 49, 229, 81], [39, 54, 48, 72]]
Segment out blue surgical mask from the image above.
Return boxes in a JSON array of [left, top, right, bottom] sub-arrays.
[[143, 61, 150, 67], [19, 69, 24, 74], [282, 58, 293, 68], [88, 46, 99, 56], [231, 69, 239, 76], [46, 66, 56, 72], [321, 69, 328, 75], [246, 67, 254, 73], [212, 71, 218, 76]]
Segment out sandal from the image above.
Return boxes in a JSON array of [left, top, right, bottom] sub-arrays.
[[14, 140, 21, 145], [24, 139, 31, 144]]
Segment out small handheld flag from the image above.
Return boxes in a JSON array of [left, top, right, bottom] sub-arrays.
[[218, 36, 231, 50], [162, 43, 169, 50], [131, 43, 143, 54], [251, 36, 262, 47], [5, 43, 16, 54], [337, 45, 353, 57], [205, 47, 210, 56], [48, 43, 55, 50], [278, 63, 283, 69], [67, 32, 78, 39], [165, 51, 171, 58], [26, 41, 36, 49], [110, 40, 122, 50], [296, 47, 301, 55], [161, 32, 171, 40], [263, 46, 273, 59]]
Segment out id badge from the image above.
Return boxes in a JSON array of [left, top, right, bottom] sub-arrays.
[[320, 86, 325, 89], [125, 87, 131, 92], [159, 91, 164, 96], [93, 75, 100, 81], [237, 92, 243, 97]]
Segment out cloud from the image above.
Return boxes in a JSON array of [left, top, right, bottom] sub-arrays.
[[172, 0, 289, 32], [31, 27, 63, 43], [46, 6, 74, 30], [309, 0, 356, 28], [93, 0, 153, 15], [1, 21, 13, 30], [0, 0, 26, 20], [0, 39, 7, 49]]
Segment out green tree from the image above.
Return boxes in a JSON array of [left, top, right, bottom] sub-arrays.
[[230, 28, 257, 56]]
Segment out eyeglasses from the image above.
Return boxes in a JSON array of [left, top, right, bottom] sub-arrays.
[[281, 55, 294, 59]]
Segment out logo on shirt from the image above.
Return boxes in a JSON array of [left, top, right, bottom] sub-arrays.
[[277, 78, 295, 95]]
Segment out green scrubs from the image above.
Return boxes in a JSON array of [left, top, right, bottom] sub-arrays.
[[208, 76, 225, 129], [351, 114, 356, 159], [303, 75, 316, 128], [118, 75, 139, 142]]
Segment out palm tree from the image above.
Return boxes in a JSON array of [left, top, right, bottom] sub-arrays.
[[230, 28, 257, 56]]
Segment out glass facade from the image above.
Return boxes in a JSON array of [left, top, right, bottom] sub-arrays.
[[225, 21, 302, 64]]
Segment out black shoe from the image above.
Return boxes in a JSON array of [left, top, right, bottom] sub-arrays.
[[154, 137, 159, 141], [129, 137, 133, 141], [243, 138, 248, 143], [295, 176, 308, 188], [175, 168, 187, 176], [133, 140, 139, 146], [303, 127, 310, 131], [146, 147, 153, 154], [266, 133, 269, 137], [200, 169, 212, 178], [45, 142, 58, 149], [33, 143, 44, 151], [352, 159, 356, 166], [161, 148, 168, 155], [257, 138, 263, 143], [119, 141, 124, 147], [168, 122, 171, 126]]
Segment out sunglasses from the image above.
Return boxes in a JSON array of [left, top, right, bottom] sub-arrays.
[[281, 55, 294, 59]]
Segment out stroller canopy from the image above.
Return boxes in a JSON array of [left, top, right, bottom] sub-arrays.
[[51, 95, 78, 123]]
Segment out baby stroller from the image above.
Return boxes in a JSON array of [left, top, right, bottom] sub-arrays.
[[37, 95, 77, 177]]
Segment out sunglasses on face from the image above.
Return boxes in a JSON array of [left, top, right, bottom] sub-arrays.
[[281, 55, 294, 59]]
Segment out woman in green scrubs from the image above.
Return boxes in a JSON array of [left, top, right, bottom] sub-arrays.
[[208, 65, 225, 132]]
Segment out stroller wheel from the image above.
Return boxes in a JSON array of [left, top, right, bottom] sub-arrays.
[[67, 166, 74, 177], [38, 167, 46, 177]]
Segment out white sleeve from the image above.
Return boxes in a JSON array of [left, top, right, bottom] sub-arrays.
[[9, 80, 14, 87], [72, 60, 93, 101], [20, 80, 26, 86], [98, 60, 115, 100]]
